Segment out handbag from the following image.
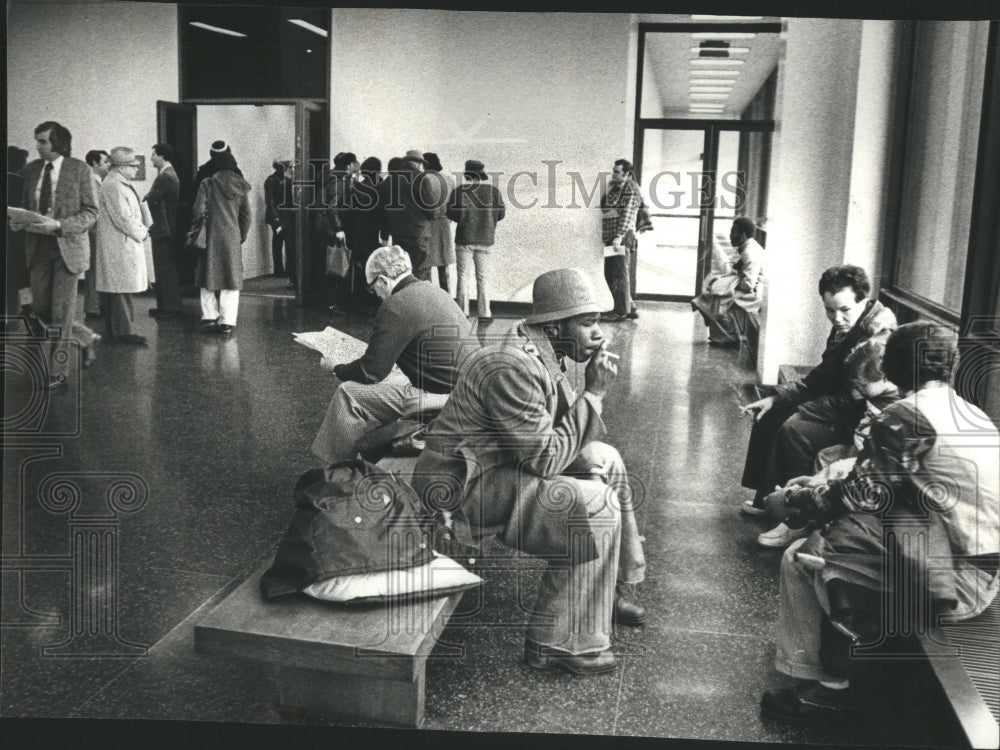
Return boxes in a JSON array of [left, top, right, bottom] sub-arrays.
[[185, 181, 210, 251], [326, 241, 351, 277]]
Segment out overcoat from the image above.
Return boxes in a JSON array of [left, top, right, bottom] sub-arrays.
[[95, 170, 149, 293], [194, 169, 252, 291], [413, 323, 614, 562]]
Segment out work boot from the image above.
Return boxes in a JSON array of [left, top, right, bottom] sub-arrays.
[[614, 583, 647, 626]]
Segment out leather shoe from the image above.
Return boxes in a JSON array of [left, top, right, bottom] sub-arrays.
[[47, 375, 68, 390], [523, 640, 618, 675], [614, 586, 647, 626], [626, 310, 640, 320], [215, 324, 234, 334], [117, 334, 148, 346], [760, 681, 851, 726], [196, 319, 218, 332]]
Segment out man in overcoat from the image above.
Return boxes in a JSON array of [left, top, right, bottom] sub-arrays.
[[412, 267, 647, 675], [12, 121, 100, 388], [96, 147, 151, 344]]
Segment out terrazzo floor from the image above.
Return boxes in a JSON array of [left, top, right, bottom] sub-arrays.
[[1, 288, 953, 748]]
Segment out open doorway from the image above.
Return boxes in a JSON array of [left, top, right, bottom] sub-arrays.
[[631, 21, 780, 301], [157, 100, 327, 304]]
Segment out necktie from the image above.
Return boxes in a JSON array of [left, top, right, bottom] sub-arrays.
[[39, 162, 54, 216]]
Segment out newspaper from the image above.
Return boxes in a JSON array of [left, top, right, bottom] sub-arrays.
[[7, 206, 49, 226], [292, 326, 403, 377]]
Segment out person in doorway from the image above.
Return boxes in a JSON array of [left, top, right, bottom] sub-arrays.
[[264, 159, 289, 277], [193, 144, 251, 334], [145, 143, 181, 319], [600, 159, 640, 322], [412, 268, 647, 675]]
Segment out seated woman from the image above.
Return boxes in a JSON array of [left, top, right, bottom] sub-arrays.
[[740, 264, 897, 515], [759, 321, 1000, 726], [756, 336, 899, 548], [691, 217, 764, 346]]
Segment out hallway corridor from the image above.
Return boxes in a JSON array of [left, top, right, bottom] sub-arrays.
[[1, 292, 944, 745]]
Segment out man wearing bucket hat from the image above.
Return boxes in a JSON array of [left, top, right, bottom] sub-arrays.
[[413, 267, 647, 675]]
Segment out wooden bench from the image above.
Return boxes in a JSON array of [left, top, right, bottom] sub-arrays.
[[194, 559, 464, 727]]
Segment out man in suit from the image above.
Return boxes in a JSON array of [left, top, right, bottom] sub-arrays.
[[83, 149, 110, 319], [12, 122, 100, 388], [144, 143, 181, 318]]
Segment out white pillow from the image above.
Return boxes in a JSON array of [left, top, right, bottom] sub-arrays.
[[302, 552, 481, 604]]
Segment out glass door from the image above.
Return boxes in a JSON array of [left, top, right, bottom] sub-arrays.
[[636, 129, 709, 298]]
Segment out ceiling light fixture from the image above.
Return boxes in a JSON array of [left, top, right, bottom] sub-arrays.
[[688, 70, 740, 77], [189, 21, 247, 38], [691, 32, 757, 40], [690, 15, 764, 21], [691, 59, 745, 66], [690, 86, 734, 93], [690, 79, 736, 86], [288, 19, 328, 37], [691, 46, 750, 54], [690, 93, 729, 99]]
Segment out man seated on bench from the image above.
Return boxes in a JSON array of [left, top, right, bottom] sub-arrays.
[[739, 264, 896, 515], [759, 322, 1000, 726], [311, 244, 474, 465], [412, 268, 646, 675], [691, 216, 765, 347]]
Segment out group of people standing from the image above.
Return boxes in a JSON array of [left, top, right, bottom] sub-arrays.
[[264, 149, 507, 320]]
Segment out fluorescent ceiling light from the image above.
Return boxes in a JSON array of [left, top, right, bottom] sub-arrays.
[[690, 93, 729, 99], [691, 32, 757, 39], [691, 46, 750, 54], [691, 59, 745, 66], [690, 79, 736, 86], [189, 21, 247, 38], [690, 108, 726, 112], [690, 86, 734, 93], [288, 19, 328, 37], [691, 15, 764, 20], [688, 69, 740, 77]]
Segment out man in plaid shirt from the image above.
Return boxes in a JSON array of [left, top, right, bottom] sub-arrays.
[[600, 159, 640, 321]]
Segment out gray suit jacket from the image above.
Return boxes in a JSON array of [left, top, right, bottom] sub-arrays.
[[22, 156, 98, 275]]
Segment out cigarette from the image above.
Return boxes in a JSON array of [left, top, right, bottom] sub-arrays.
[[604, 352, 620, 361]]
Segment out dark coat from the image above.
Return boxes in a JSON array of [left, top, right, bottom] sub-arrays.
[[144, 165, 179, 240], [194, 169, 252, 290], [448, 180, 506, 246], [378, 165, 446, 241]]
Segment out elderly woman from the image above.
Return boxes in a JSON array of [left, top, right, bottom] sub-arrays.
[[95, 146, 151, 345], [193, 144, 251, 334], [759, 322, 999, 726]]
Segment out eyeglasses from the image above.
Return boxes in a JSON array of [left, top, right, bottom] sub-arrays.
[[366, 277, 380, 294]]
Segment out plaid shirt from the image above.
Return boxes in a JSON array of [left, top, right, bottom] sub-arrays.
[[601, 178, 640, 245]]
